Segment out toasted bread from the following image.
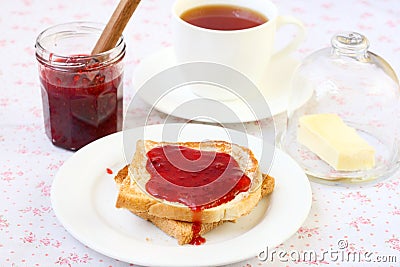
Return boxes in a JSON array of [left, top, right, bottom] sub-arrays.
[[114, 165, 274, 245], [116, 140, 264, 223]]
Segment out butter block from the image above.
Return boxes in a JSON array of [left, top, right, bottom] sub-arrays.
[[297, 114, 375, 171]]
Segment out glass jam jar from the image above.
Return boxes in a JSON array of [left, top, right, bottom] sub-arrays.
[[35, 22, 125, 151]]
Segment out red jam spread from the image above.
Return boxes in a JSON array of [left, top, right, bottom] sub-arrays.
[[39, 57, 123, 151], [145, 145, 251, 245], [190, 211, 206, 245]]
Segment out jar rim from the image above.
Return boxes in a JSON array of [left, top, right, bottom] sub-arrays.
[[35, 21, 126, 70]]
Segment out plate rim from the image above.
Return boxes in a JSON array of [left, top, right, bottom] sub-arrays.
[[51, 123, 312, 266], [132, 47, 298, 123]]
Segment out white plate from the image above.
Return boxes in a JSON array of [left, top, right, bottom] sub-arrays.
[[132, 48, 300, 123], [51, 123, 312, 267]]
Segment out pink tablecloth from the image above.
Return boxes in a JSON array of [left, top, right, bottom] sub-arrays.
[[1, 0, 399, 266]]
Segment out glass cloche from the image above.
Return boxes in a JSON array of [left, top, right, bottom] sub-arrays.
[[281, 31, 400, 184]]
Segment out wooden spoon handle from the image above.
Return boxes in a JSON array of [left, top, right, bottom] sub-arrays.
[[92, 0, 141, 55]]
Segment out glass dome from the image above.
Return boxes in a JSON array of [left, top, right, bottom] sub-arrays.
[[281, 32, 400, 184]]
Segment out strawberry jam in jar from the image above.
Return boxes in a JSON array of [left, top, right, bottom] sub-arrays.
[[35, 22, 125, 151]]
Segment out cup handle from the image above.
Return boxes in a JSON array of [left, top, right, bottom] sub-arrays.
[[272, 15, 306, 60]]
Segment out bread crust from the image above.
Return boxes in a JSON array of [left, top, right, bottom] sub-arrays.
[[114, 139, 275, 245], [115, 165, 274, 245]]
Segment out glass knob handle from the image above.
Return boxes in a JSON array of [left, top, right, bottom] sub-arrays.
[[331, 31, 369, 60]]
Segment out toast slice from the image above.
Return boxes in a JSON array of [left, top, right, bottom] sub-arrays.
[[116, 140, 264, 223], [114, 165, 274, 245]]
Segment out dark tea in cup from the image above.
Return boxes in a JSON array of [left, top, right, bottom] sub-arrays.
[[180, 4, 268, 31], [172, 0, 305, 101]]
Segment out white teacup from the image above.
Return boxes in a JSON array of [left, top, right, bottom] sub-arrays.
[[172, 0, 305, 101]]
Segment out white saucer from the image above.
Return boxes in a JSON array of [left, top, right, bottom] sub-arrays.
[[132, 47, 300, 123]]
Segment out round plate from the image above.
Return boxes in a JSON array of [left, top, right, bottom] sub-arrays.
[[51, 123, 312, 266]]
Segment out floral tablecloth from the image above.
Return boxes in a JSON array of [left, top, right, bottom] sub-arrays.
[[1, 0, 399, 266]]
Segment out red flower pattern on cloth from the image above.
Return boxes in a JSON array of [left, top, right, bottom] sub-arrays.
[[55, 253, 93, 266], [21, 232, 36, 244], [341, 191, 371, 203], [36, 181, 52, 197], [390, 206, 400, 216], [349, 216, 372, 231], [294, 258, 330, 265], [0, 215, 9, 230], [375, 179, 400, 191], [297, 227, 320, 239], [386, 236, 400, 252]]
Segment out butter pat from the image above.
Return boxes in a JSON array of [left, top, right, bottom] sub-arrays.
[[297, 114, 375, 171]]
